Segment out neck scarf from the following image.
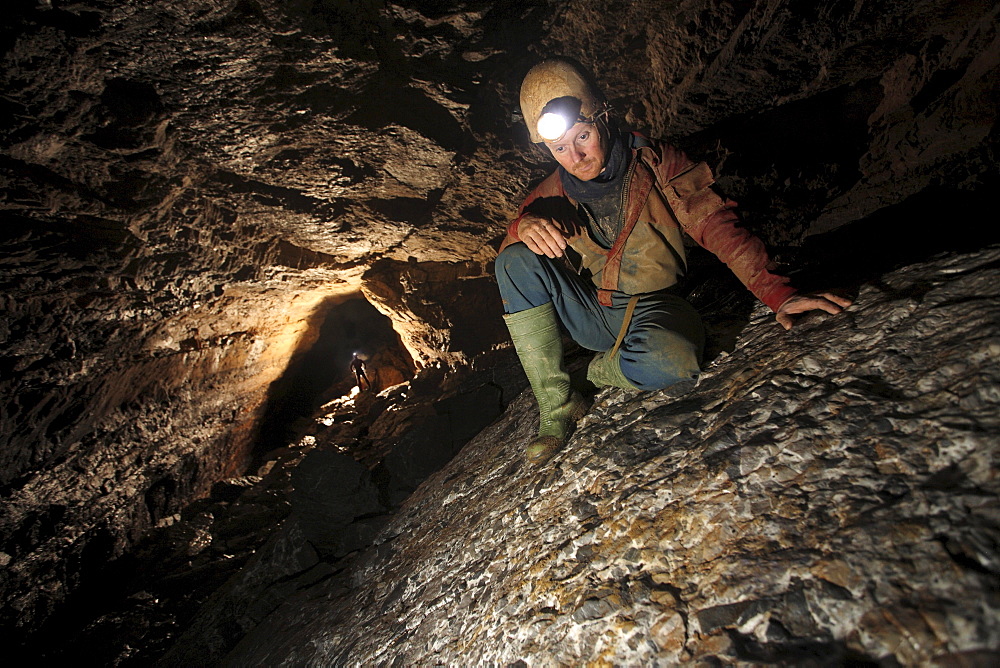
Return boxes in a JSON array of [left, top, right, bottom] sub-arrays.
[[559, 130, 629, 203]]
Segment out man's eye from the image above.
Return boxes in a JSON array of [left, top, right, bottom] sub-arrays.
[[579, 132, 589, 141]]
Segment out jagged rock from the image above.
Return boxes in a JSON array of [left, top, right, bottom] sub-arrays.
[[209, 476, 261, 503], [156, 515, 328, 668], [1, 0, 997, 659], [361, 258, 508, 367], [224, 246, 1000, 665], [379, 381, 505, 502], [18, 355, 530, 665]]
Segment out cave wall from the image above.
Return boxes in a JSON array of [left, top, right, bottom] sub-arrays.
[[542, 0, 999, 245], [0, 0, 527, 638], [1, 0, 997, 648], [361, 257, 507, 367]]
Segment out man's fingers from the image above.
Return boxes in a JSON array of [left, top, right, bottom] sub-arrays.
[[520, 218, 567, 258], [524, 231, 563, 258], [536, 224, 567, 254], [784, 294, 851, 315], [537, 229, 566, 258], [807, 293, 853, 314], [775, 292, 853, 330], [819, 292, 853, 308], [792, 297, 843, 316], [521, 237, 544, 256]]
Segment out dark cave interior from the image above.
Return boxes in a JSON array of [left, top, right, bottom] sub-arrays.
[[1, 0, 998, 664]]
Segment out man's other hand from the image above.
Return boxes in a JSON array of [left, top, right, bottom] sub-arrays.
[[775, 292, 853, 330], [518, 214, 569, 258]]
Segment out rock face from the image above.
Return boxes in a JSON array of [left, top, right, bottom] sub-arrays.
[[227, 245, 1000, 666], [361, 257, 508, 367], [0, 0, 527, 639], [0, 0, 997, 658]]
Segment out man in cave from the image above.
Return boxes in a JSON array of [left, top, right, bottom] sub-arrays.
[[350, 352, 371, 392], [496, 58, 852, 464]]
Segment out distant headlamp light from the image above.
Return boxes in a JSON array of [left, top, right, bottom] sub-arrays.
[[537, 112, 571, 141]]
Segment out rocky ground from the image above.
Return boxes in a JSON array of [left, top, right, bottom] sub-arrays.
[[29, 243, 998, 665], [24, 346, 529, 666], [221, 244, 1000, 666]]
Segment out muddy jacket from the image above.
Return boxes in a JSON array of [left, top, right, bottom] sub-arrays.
[[502, 135, 796, 311]]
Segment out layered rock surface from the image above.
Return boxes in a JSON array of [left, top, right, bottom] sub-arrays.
[[228, 245, 1000, 666], [1, 0, 530, 639], [23, 351, 528, 666], [1, 0, 998, 658]]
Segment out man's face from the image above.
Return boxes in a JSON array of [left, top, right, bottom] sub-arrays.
[[545, 121, 606, 181]]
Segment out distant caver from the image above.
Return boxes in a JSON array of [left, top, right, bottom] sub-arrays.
[[350, 352, 371, 391], [496, 58, 852, 463]]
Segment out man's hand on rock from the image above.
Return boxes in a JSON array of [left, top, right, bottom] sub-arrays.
[[776, 292, 853, 330], [519, 214, 568, 258]]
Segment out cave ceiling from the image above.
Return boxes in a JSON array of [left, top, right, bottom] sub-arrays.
[[4, 0, 995, 270], [3, 0, 553, 268]]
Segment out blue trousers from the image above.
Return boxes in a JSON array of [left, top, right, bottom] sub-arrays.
[[495, 243, 704, 390]]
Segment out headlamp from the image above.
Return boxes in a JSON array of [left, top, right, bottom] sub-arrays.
[[535, 96, 584, 143], [537, 112, 571, 141]]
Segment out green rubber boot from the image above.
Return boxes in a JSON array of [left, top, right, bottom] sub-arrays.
[[586, 350, 640, 390], [504, 303, 588, 464]]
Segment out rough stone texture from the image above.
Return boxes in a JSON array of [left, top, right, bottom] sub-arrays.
[[0, 0, 997, 658], [227, 245, 1000, 666], [540, 0, 1000, 258], [16, 349, 529, 666], [361, 257, 508, 367], [0, 0, 531, 640]]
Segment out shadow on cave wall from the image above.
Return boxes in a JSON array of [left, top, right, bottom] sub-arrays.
[[252, 296, 414, 465], [789, 183, 1000, 294], [675, 72, 1000, 298], [681, 78, 883, 246], [685, 181, 1000, 364], [670, 74, 999, 357]]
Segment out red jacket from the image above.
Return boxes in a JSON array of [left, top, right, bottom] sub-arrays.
[[502, 135, 796, 311]]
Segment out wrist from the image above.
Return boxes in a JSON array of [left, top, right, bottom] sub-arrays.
[[771, 288, 799, 313], [508, 213, 526, 241]]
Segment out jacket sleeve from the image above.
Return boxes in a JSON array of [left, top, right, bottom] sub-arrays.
[[651, 142, 797, 312], [499, 171, 566, 253]]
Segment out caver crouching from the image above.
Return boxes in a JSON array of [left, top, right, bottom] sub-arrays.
[[497, 58, 852, 464]]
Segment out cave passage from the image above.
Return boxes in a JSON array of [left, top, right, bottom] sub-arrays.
[[252, 296, 414, 463]]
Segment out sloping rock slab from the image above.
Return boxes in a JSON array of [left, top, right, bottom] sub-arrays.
[[224, 246, 1000, 666]]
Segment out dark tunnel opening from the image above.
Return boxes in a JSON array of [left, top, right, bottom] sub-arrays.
[[251, 296, 415, 466]]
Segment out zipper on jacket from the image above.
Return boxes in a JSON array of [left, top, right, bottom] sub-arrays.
[[615, 155, 635, 246]]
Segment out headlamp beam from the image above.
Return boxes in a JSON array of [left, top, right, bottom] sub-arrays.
[[535, 96, 586, 143]]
